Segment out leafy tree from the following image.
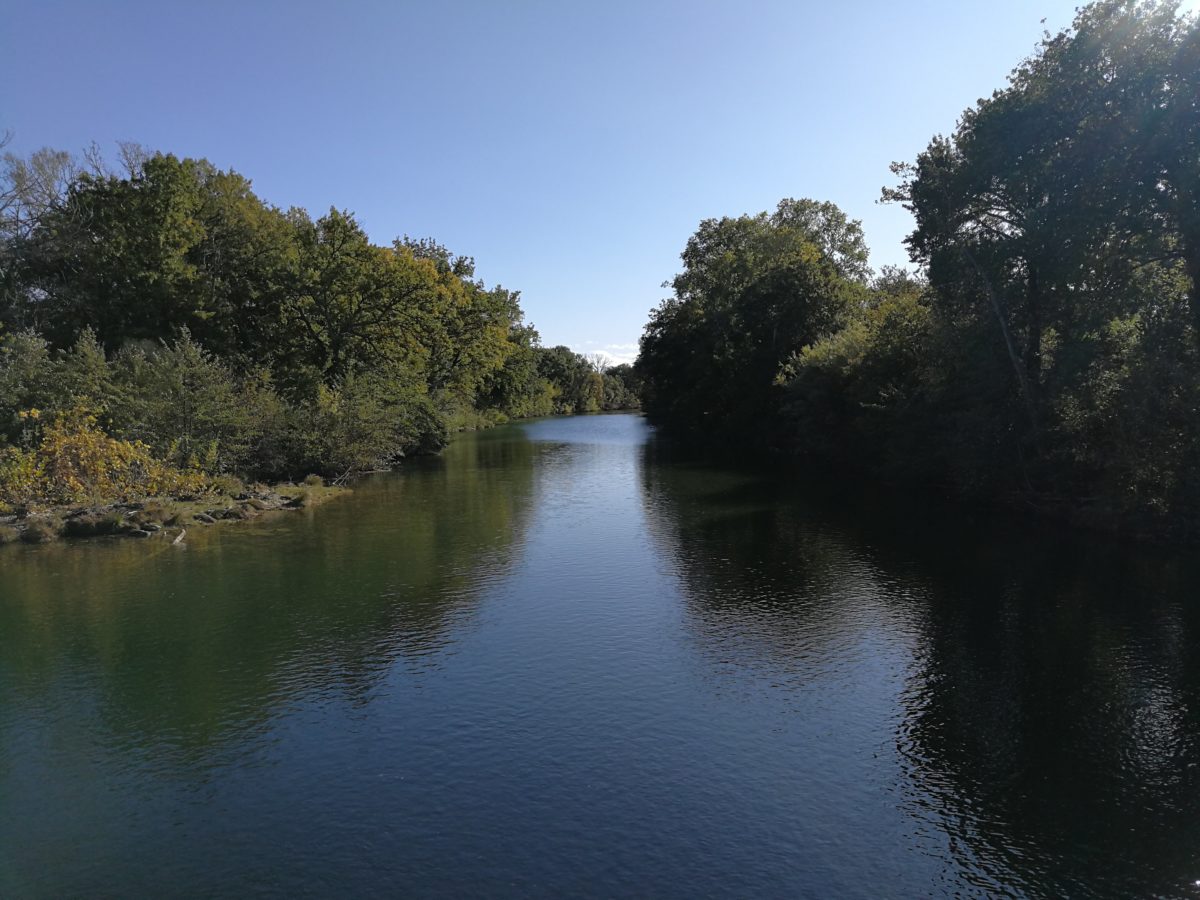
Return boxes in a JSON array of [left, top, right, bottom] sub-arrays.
[[480, 323, 556, 419], [638, 198, 867, 438], [274, 210, 429, 391], [601, 363, 642, 411], [0, 330, 60, 442], [109, 331, 272, 473], [535, 345, 601, 413]]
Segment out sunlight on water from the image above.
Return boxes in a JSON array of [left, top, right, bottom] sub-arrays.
[[2, 414, 1200, 897]]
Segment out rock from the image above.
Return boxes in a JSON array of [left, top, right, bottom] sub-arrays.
[[142, 522, 162, 532], [129, 529, 152, 539], [194, 513, 217, 524]]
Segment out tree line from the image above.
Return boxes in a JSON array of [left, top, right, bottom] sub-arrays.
[[0, 145, 639, 506], [636, 1, 1200, 539]]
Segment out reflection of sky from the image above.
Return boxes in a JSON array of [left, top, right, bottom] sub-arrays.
[[6, 414, 1200, 896], [518, 412, 651, 447]]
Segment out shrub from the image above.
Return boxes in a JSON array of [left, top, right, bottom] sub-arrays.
[[0, 408, 206, 508], [207, 473, 245, 497], [302, 474, 324, 487], [20, 518, 60, 543], [63, 511, 125, 537], [0, 525, 20, 544], [0, 331, 61, 443], [132, 500, 180, 526]]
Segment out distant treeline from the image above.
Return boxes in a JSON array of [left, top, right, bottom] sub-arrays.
[[636, 1, 1200, 539], [0, 145, 639, 504]]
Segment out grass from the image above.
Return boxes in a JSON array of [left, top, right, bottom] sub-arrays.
[[131, 499, 182, 526], [20, 518, 60, 543]]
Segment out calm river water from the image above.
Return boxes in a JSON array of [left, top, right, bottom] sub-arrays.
[[2, 413, 1200, 897]]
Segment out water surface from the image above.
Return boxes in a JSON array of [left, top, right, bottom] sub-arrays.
[[2, 413, 1200, 897]]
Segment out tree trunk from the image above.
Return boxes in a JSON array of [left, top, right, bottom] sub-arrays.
[[960, 245, 1041, 447]]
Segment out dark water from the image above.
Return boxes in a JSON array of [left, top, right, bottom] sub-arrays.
[[3, 413, 1200, 898]]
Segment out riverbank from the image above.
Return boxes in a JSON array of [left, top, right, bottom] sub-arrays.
[[0, 481, 347, 546], [645, 426, 1198, 546]]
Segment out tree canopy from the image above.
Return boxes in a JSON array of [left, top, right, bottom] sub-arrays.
[[636, 1, 1200, 539], [0, 144, 639, 498]]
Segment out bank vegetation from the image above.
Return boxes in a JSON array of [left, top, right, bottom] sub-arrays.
[[0, 143, 640, 540], [636, 1, 1200, 539]]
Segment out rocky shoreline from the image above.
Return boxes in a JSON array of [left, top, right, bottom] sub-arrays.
[[0, 482, 346, 546]]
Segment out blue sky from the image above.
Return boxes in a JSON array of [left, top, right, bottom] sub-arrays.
[[3, 0, 1102, 364]]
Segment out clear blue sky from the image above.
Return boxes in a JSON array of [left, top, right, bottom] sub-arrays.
[[2, 0, 1096, 364]]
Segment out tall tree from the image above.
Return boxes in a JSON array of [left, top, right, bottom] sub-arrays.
[[638, 198, 867, 437]]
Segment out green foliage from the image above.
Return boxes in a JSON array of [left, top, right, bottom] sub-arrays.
[[636, 2, 1200, 538], [481, 324, 557, 418], [63, 510, 125, 537], [20, 518, 60, 543], [533, 346, 600, 414], [206, 473, 246, 498], [108, 331, 265, 473], [783, 269, 937, 470], [0, 407, 206, 509], [868, 0, 1200, 530], [601, 364, 642, 411], [290, 372, 426, 477], [0, 140, 608, 496], [0, 330, 58, 441], [133, 499, 181, 526], [637, 198, 867, 438]]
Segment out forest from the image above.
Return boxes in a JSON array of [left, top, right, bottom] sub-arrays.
[[0, 145, 639, 513], [636, 0, 1200, 539]]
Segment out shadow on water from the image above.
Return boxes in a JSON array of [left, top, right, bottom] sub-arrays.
[[6, 414, 1200, 897], [639, 437, 1200, 897]]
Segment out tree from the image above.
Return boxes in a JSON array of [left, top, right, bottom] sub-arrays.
[[274, 210, 429, 391], [637, 198, 867, 438]]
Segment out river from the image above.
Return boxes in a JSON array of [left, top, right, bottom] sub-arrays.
[[2, 413, 1199, 897]]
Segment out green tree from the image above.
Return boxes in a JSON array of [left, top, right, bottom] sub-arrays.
[[638, 198, 867, 438]]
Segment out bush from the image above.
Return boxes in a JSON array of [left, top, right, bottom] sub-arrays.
[[302, 473, 324, 487], [207, 473, 245, 497], [63, 510, 125, 537], [20, 518, 60, 543], [132, 500, 181, 526], [0, 408, 206, 508], [0, 331, 62, 443], [109, 333, 286, 476], [0, 525, 20, 544]]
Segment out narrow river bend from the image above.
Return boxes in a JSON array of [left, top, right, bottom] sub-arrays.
[[3, 413, 1200, 898]]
